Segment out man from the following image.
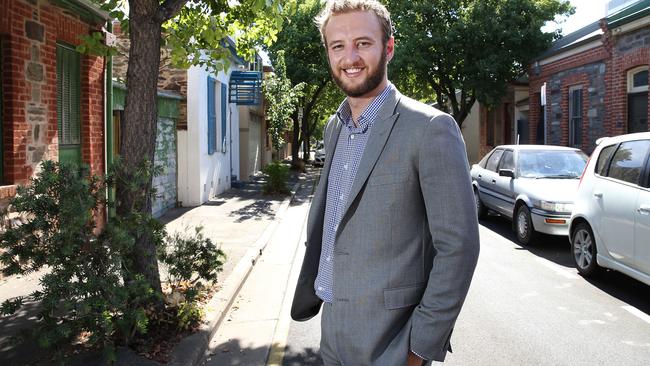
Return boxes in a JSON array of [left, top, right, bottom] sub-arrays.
[[291, 1, 480, 365]]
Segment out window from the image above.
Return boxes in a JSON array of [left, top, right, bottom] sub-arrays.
[[569, 86, 583, 148], [221, 83, 227, 152], [628, 66, 649, 93], [499, 150, 515, 171], [485, 149, 504, 172], [207, 76, 217, 154], [56, 43, 81, 165], [606, 140, 650, 185], [595, 144, 616, 176], [627, 67, 648, 133]]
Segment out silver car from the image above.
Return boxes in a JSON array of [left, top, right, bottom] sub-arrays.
[[471, 145, 588, 245], [313, 140, 325, 167], [569, 132, 650, 285]]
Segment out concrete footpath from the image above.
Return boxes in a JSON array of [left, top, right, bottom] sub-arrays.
[[0, 166, 318, 366], [201, 167, 315, 366]]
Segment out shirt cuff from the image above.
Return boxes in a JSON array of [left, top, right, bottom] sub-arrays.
[[410, 348, 429, 361]]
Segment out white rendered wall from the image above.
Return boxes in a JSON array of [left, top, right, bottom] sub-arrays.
[[181, 65, 239, 206]]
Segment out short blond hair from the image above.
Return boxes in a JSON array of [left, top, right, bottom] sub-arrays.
[[315, 0, 393, 45]]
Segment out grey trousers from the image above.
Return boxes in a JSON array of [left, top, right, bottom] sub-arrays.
[[319, 303, 433, 366]]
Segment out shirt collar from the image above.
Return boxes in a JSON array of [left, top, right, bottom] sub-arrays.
[[336, 82, 394, 132]]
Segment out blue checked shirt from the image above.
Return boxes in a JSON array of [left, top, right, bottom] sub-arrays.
[[314, 83, 395, 303]]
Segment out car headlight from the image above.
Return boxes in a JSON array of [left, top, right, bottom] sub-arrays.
[[539, 201, 573, 213]]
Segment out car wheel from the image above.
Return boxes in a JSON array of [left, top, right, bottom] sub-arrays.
[[515, 205, 537, 246], [572, 223, 600, 276], [474, 189, 487, 220]]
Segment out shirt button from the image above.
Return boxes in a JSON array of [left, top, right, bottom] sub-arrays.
[[340, 194, 345, 200], [344, 164, 348, 170], [318, 286, 323, 291], [326, 256, 331, 261], [350, 134, 355, 140]]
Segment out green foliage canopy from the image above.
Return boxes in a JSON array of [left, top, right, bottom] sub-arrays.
[[263, 51, 305, 150], [386, 0, 573, 126]]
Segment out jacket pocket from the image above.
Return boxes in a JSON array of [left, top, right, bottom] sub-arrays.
[[383, 283, 426, 310], [367, 171, 408, 186]]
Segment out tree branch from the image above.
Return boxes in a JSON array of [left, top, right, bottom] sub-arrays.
[[156, 0, 188, 23]]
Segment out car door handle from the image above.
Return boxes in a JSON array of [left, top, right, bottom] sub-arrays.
[[593, 192, 603, 198], [478, 174, 482, 178], [638, 204, 650, 214]]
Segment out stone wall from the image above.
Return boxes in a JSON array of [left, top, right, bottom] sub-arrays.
[[152, 115, 177, 218], [0, 0, 106, 207], [529, 21, 650, 152]]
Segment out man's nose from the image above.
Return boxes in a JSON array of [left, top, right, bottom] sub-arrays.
[[342, 46, 361, 64]]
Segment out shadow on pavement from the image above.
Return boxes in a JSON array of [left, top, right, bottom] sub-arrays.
[[281, 346, 322, 366], [0, 301, 49, 365], [480, 213, 650, 316], [480, 213, 573, 267], [204, 338, 322, 366], [583, 270, 650, 315]]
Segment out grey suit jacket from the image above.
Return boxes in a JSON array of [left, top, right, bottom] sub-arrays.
[[291, 88, 480, 363]]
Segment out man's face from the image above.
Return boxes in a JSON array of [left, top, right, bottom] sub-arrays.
[[323, 11, 394, 98]]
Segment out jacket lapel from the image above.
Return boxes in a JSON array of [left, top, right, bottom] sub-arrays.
[[309, 116, 343, 238], [340, 90, 402, 220]]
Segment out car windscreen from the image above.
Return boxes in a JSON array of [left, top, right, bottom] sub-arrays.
[[517, 150, 588, 179]]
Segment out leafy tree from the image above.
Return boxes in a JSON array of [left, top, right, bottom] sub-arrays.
[[387, 0, 573, 127], [266, 0, 337, 166], [263, 51, 304, 151], [91, 0, 292, 295]]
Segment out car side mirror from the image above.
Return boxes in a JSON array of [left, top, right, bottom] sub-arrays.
[[499, 169, 515, 178]]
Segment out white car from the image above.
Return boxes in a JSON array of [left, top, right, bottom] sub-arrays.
[[471, 145, 587, 245], [313, 140, 325, 167], [569, 132, 650, 286]]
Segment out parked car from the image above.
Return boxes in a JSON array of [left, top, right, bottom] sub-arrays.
[[313, 140, 325, 167], [569, 132, 650, 286], [471, 145, 588, 245]]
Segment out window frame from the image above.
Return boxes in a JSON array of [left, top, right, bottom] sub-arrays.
[[628, 66, 649, 94], [568, 85, 583, 149], [207, 76, 217, 155], [56, 42, 82, 165], [595, 144, 617, 177], [485, 149, 504, 172], [497, 149, 515, 172], [604, 139, 650, 186]]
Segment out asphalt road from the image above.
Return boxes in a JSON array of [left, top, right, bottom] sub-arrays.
[[280, 213, 650, 366]]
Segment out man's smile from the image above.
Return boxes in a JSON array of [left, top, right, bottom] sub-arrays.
[[342, 67, 364, 76]]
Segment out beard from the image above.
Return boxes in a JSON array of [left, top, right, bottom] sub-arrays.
[[330, 50, 387, 98]]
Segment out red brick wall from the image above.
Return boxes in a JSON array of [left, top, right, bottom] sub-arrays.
[[528, 46, 608, 146], [609, 47, 650, 136], [529, 23, 650, 147], [560, 73, 591, 147], [1, 0, 106, 186]]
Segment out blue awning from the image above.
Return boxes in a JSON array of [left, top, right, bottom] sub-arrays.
[[229, 71, 262, 105]]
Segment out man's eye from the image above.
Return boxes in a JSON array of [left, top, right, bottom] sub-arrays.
[[331, 45, 343, 50], [358, 42, 370, 48]]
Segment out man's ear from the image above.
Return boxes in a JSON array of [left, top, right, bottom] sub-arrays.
[[386, 36, 395, 62]]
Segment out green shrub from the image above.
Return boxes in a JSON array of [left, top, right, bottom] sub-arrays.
[[263, 160, 290, 195], [158, 226, 226, 300], [0, 160, 229, 362], [0, 161, 155, 360]]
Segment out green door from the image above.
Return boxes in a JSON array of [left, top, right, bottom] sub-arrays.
[[56, 43, 81, 165]]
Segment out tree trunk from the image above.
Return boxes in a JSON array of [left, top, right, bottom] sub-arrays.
[[117, 0, 165, 295], [291, 111, 300, 169], [301, 112, 309, 162]]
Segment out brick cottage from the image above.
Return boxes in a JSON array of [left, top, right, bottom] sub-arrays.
[[0, 0, 109, 211]]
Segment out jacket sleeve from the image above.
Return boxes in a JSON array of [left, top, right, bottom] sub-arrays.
[[410, 113, 480, 361]]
